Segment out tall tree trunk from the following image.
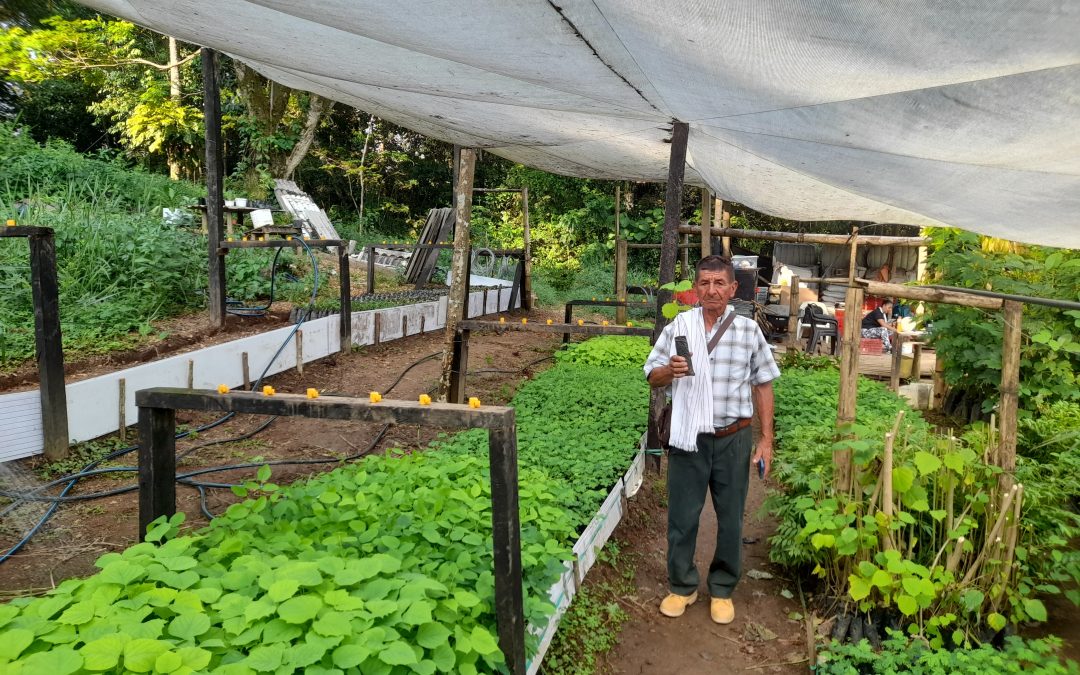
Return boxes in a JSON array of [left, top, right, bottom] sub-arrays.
[[167, 36, 182, 180], [438, 147, 477, 401], [282, 94, 332, 180]]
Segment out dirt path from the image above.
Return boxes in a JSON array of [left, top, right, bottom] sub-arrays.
[[602, 464, 810, 674]]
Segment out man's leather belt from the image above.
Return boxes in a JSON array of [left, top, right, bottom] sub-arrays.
[[712, 418, 752, 438]]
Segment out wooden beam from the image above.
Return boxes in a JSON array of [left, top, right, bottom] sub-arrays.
[[138, 406, 176, 540], [615, 238, 628, 325], [365, 245, 376, 295], [488, 419, 526, 675], [998, 300, 1022, 489], [219, 239, 342, 250], [458, 320, 652, 337], [136, 388, 513, 428], [678, 225, 930, 247], [808, 278, 1004, 310], [835, 286, 864, 494], [627, 242, 698, 250], [28, 231, 69, 461], [654, 121, 688, 343], [0, 226, 53, 237], [202, 48, 226, 328], [439, 146, 477, 401], [700, 189, 712, 259]]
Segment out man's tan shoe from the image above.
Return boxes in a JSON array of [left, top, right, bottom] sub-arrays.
[[711, 597, 735, 624], [659, 591, 698, 617]]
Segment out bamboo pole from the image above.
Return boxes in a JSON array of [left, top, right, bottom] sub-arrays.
[[802, 278, 1004, 310], [521, 186, 532, 311], [998, 300, 1022, 490], [677, 225, 930, 247], [835, 285, 864, 493]]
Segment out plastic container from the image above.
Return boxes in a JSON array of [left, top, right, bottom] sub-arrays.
[[834, 308, 845, 334], [732, 255, 759, 269]]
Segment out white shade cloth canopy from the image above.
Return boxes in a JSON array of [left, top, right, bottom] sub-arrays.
[[83, 0, 1080, 247]]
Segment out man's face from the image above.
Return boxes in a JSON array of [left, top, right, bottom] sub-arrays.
[[693, 267, 737, 314]]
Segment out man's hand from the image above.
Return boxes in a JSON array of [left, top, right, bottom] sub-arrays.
[[751, 437, 773, 479], [669, 354, 691, 379]]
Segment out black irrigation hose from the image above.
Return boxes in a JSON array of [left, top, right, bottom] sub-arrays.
[[225, 246, 288, 317], [0, 240, 323, 563]]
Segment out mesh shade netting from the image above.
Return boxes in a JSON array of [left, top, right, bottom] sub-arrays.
[[85, 0, 1080, 247]]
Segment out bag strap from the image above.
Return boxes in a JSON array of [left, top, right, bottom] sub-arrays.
[[706, 312, 737, 355]]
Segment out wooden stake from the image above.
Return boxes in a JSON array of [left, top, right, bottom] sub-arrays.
[[28, 231, 69, 460], [118, 378, 127, 442], [998, 300, 1022, 490], [438, 147, 476, 401], [890, 333, 905, 391], [402, 313, 409, 337], [847, 226, 859, 285], [242, 352, 250, 391], [615, 238, 628, 326], [700, 189, 712, 259], [187, 360, 194, 389], [295, 330, 304, 375], [787, 275, 801, 349], [338, 246, 351, 353], [932, 358, 946, 411], [835, 285, 864, 493], [374, 312, 382, 346]]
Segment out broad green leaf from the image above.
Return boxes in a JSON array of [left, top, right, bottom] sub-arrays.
[[0, 628, 34, 660], [278, 595, 323, 624], [13, 648, 83, 675], [333, 644, 370, 669], [57, 600, 95, 625], [379, 640, 418, 666], [987, 612, 1007, 631], [246, 644, 285, 672], [942, 452, 965, 473], [891, 466, 915, 494], [154, 650, 183, 673], [287, 641, 328, 668], [952, 629, 966, 647], [123, 639, 171, 673], [256, 464, 272, 482], [313, 611, 352, 637], [896, 594, 918, 616], [848, 575, 872, 602], [870, 569, 892, 589], [177, 646, 212, 671], [262, 619, 302, 644], [431, 643, 456, 672], [416, 622, 452, 649], [913, 451, 942, 476], [810, 533, 835, 549], [168, 613, 211, 641], [469, 626, 500, 656], [80, 634, 127, 671], [1023, 598, 1048, 622], [959, 589, 984, 614], [401, 600, 434, 625], [267, 580, 300, 602]]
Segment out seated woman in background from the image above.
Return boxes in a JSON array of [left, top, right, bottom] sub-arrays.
[[861, 299, 895, 353]]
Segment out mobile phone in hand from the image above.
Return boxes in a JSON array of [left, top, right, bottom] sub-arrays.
[[673, 336, 695, 376], [756, 458, 766, 479]]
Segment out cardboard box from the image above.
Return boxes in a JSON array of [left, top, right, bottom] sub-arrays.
[[778, 283, 819, 308]]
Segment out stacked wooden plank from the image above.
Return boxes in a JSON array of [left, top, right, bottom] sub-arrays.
[[404, 207, 455, 285]]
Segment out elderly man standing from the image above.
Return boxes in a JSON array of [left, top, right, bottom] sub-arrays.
[[643, 255, 780, 625]]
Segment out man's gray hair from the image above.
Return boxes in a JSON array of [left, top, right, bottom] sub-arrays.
[[695, 255, 735, 281]]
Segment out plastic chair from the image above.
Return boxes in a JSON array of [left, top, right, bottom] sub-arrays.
[[805, 304, 840, 355]]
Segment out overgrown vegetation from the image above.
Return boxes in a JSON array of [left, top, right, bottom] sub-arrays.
[[767, 364, 1078, 668]]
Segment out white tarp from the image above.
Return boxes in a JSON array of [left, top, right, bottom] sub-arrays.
[[83, 0, 1080, 247]]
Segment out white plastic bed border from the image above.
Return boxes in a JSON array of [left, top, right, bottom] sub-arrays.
[[0, 288, 517, 462], [526, 444, 647, 674]]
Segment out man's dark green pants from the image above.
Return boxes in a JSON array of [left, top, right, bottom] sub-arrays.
[[666, 426, 752, 598]]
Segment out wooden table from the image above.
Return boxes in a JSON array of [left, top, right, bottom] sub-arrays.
[[189, 204, 272, 238]]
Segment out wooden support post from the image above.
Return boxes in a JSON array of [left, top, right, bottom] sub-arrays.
[[187, 360, 194, 389], [202, 48, 226, 328], [615, 238, 628, 325], [118, 379, 127, 442], [487, 418, 527, 675], [138, 406, 176, 540], [700, 189, 712, 259], [653, 121, 688, 343], [448, 329, 470, 404], [521, 187, 532, 311], [295, 330, 304, 376], [911, 343, 923, 383], [401, 314, 409, 337], [365, 245, 376, 295], [931, 358, 946, 411], [483, 288, 490, 316], [338, 246, 351, 352], [719, 196, 732, 258], [835, 285, 864, 494], [787, 275, 801, 349], [680, 233, 690, 280], [848, 226, 860, 285], [373, 313, 382, 346], [439, 147, 476, 400], [890, 333, 905, 391], [28, 231, 69, 461], [998, 300, 1022, 489], [242, 352, 250, 391], [563, 303, 573, 345]]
